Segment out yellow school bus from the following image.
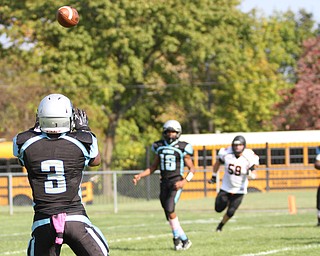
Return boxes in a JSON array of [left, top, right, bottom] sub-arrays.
[[179, 130, 320, 199], [0, 141, 93, 205]]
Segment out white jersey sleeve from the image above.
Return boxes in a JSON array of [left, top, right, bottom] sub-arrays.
[[242, 149, 259, 167], [218, 147, 233, 162]]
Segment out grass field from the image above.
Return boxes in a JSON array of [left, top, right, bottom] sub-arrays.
[[1, 190, 320, 256]]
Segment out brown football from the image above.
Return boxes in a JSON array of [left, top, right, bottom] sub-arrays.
[[56, 6, 79, 28]]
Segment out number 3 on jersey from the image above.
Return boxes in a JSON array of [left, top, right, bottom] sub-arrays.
[[41, 160, 67, 194], [160, 154, 176, 171]]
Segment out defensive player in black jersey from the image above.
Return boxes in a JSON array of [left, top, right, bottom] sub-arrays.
[[13, 94, 109, 256], [133, 120, 195, 251], [315, 146, 320, 225]]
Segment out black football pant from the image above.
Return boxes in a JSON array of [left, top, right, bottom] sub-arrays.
[[27, 214, 109, 256], [215, 189, 244, 218]]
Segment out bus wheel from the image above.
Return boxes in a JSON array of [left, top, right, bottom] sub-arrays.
[[13, 195, 33, 206], [247, 187, 261, 193]]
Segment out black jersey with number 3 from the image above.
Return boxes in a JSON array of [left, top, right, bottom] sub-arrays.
[[152, 139, 194, 180], [13, 130, 97, 216]]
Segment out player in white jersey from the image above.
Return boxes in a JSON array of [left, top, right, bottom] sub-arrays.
[[209, 135, 259, 232]]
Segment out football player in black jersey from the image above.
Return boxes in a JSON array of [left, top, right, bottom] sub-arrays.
[[133, 120, 195, 251], [13, 94, 109, 256], [315, 146, 320, 226]]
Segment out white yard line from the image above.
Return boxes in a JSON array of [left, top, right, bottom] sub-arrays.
[[1, 219, 317, 255], [1, 250, 26, 255], [0, 232, 29, 237], [108, 233, 172, 243], [239, 244, 320, 256]]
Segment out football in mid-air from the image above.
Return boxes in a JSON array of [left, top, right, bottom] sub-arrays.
[[56, 6, 79, 28]]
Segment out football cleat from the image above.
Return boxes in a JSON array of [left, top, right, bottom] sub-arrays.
[[182, 239, 192, 250], [173, 237, 183, 251], [216, 223, 224, 232]]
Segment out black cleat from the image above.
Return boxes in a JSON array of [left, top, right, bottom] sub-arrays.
[[216, 222, 224, 232], [181, 239, 192, 250], [173, 237, 183, 250]]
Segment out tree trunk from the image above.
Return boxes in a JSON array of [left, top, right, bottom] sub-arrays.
[[102, 114, 119, 196], [102, 135, 114, 196]]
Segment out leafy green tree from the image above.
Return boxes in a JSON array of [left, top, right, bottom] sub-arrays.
[[0, 55, 49, 139], [0, 0, 318, 175], [273, 36, 320, 130], [209, 9, 317, 132]]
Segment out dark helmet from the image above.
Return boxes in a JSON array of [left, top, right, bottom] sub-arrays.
[[232, 135, 246, 155], [162, 120, 182, 144]]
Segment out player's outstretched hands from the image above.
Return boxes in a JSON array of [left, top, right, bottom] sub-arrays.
[[208, 173, 217, 184], [74, 108, 91, 131]]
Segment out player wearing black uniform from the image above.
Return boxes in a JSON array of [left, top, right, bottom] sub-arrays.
[[133, 120, 195, 251], [13, 94, 109, 256], [314, 146, 320, 225]]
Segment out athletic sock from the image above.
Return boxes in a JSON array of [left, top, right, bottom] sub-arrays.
[[169, 217, 187, 240]]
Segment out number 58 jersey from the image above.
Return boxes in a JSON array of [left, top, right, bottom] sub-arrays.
[[152, 139, 194, 180], [219, 146, 259, 194], [13, 130, 98, 215]]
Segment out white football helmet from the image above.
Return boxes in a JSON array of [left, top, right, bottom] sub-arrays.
[[163, 120, 182, 143], [37, 94, 73, 134]]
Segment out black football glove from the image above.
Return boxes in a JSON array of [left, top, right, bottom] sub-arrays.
[[73, 108, 91, 131], [208, 173, 217, 184], [30, 113, 40, 131]]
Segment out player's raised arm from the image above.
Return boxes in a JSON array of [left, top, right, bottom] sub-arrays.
[[133, 155, 160, 185]]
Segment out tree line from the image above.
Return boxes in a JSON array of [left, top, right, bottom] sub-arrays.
[[0, 0, 319, 170]]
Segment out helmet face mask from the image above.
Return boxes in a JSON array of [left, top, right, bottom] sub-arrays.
[[232, 135, 246, 156], [162, 120, 182, 144], [38, 94, 73, 134]]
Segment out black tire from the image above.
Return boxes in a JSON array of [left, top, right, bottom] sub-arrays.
[[13, 195, 33, 206], [247, 187, 261, 193]]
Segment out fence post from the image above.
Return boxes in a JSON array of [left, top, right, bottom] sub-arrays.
[[146, 146, 151, 201], [113, 172, 118, 214], [266, 142, 270, 192], [9, 173, 13, 215], [203, 146, 207, 197]]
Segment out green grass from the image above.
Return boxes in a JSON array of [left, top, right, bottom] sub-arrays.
[[1, 190, 320, 255]]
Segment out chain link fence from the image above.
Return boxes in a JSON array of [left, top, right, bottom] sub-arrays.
[[1, 168, 320, 215]]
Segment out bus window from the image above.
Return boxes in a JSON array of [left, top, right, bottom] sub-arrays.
[[308, 147, 317, 164], [271, 148, 285, 165], [0, 158, 8, 173], [8, 158, 23, 172], [252, 148, 267, 165], [0, 158, 23, 173], [289, 147, 303, 164], [197, 149, 212, 167], [215, 149, 220, 161]]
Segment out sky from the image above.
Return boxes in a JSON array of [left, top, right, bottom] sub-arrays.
[[239, 0, 320, 22]]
